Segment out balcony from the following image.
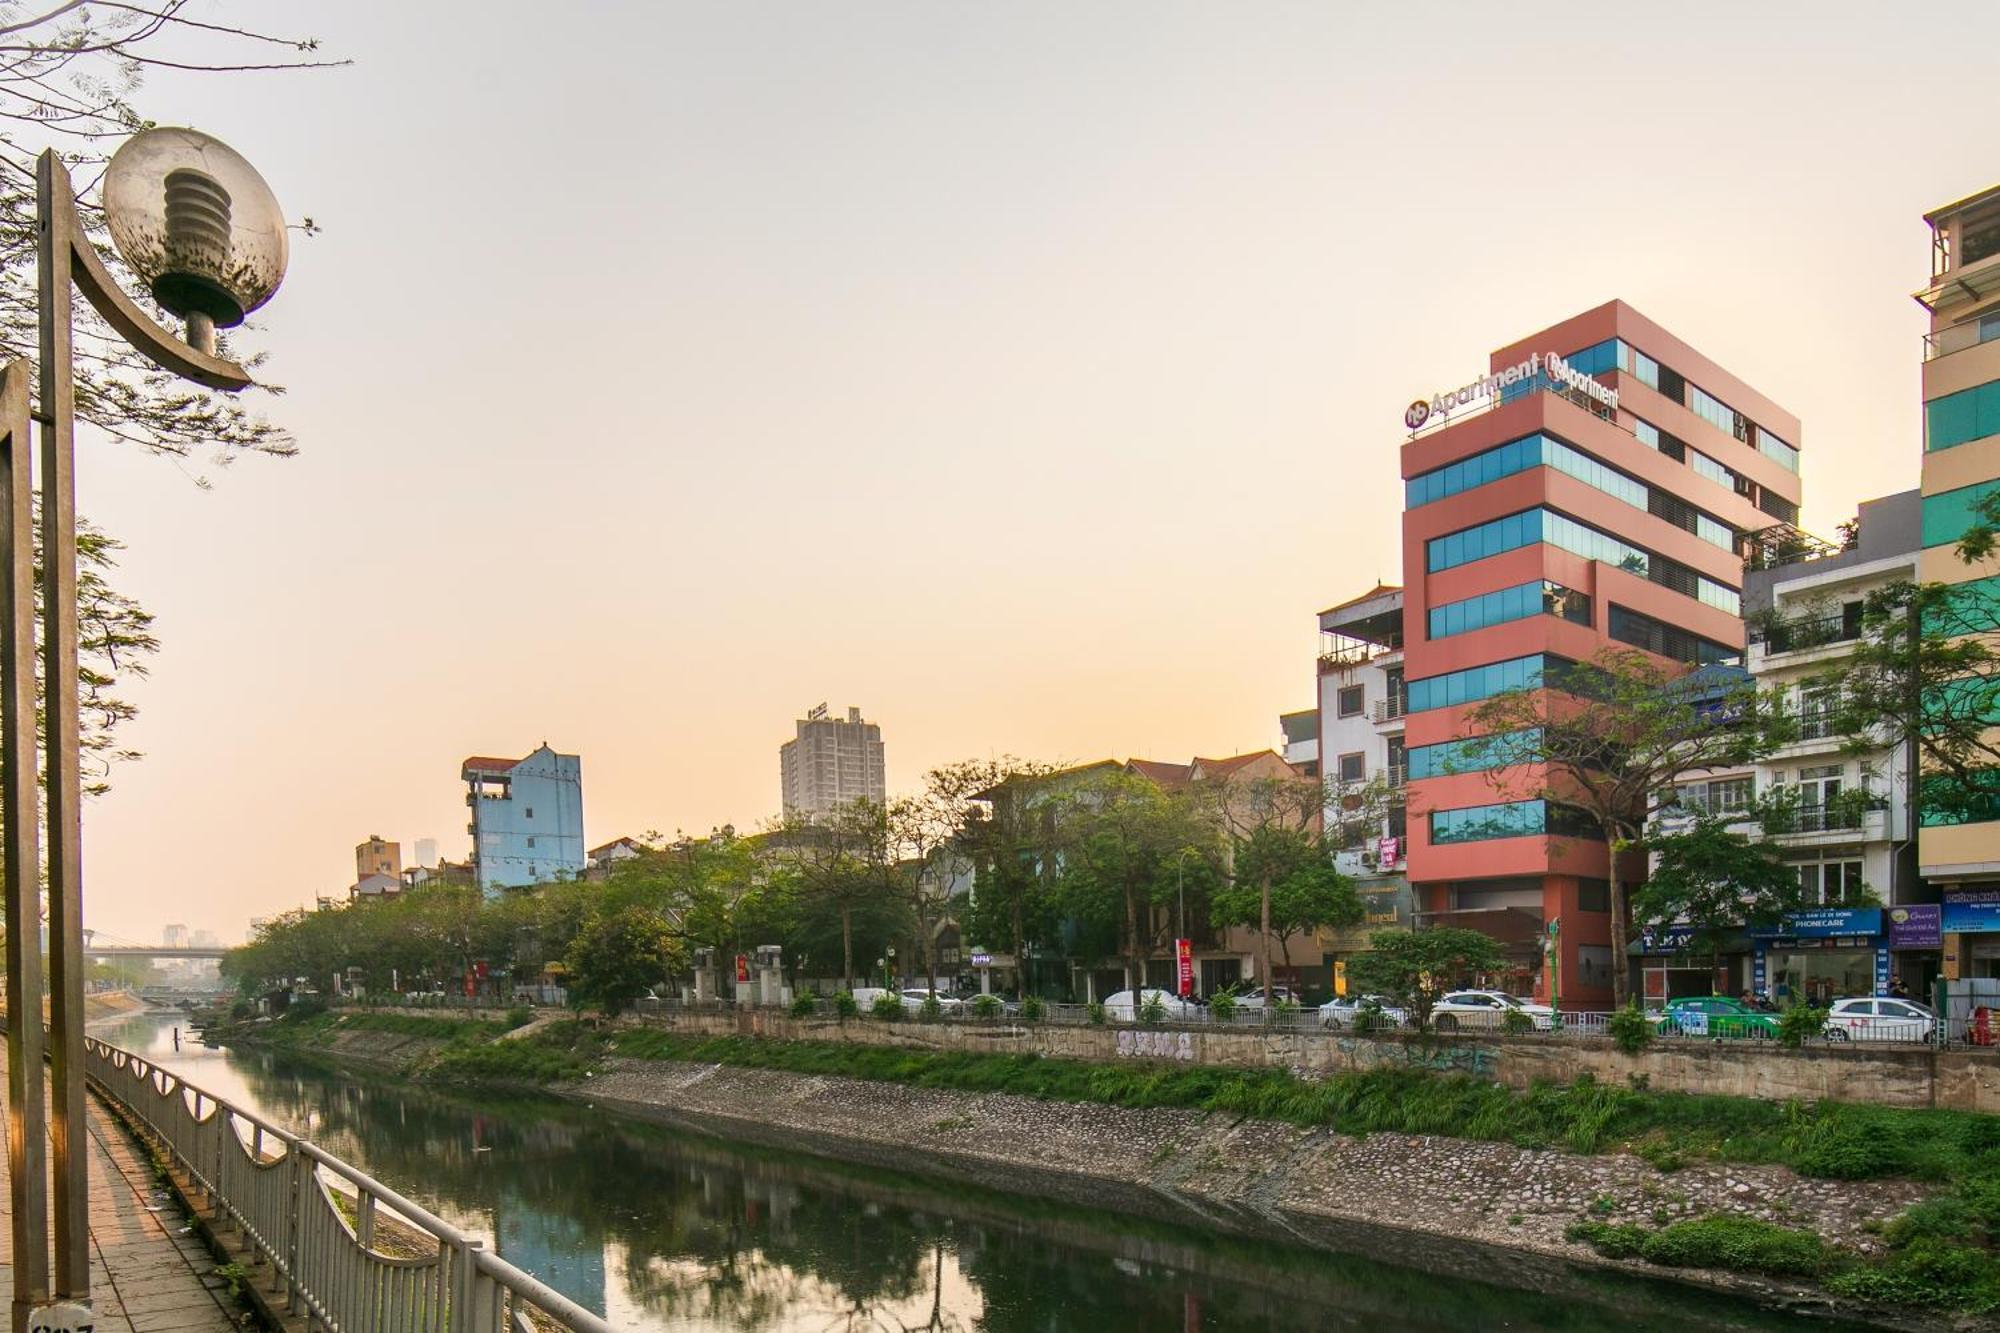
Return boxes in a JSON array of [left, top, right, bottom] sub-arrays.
[[1923, 307, 2000, 361], [1370, 696, 1406, 725], [1384, 763, 1407, 789], [1748, 611, 1859, 658], [1762, 806, 1888, 847]]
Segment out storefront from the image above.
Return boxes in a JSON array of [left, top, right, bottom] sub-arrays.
[[1885, 904, 1943, 997], [1750, 908, 1887, 1006], [1942, 889, 2000, 980], [1634, 924, 1744, 1002]]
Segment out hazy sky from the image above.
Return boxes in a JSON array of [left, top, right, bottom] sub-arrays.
[[72, 2, 2000, 942]]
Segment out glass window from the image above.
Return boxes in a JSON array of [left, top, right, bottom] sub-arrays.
[[1428, 580, 1590, 639], [1619, 343, 1659, 389], [1687, 383, 1747, 441], [1430, 799, 1546, 844], [1926, 378, 2000, 452], [1921, 479, 2000, 549], [1407, 655, 1569, 713], [1755, 426, 1799, 473], [1338, 752, 1366, 783], [1688, 449, 1734, 489], [1406, 728, 1542, 779], [1633, 418, 1661, 449], [1337, 685, 1364, 717]]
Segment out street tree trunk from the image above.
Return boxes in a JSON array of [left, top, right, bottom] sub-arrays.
[[1125, 884, 1143, 992], [1259, 869, 1274, 1028], [840, 906, 854, 992]]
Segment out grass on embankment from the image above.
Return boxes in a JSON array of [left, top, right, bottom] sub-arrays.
[[601, 1030, 1999, 1186], [247, 1014, 2000, 1313]]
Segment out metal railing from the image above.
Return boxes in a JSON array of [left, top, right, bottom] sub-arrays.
[[84, 1036, 612, 1333], [1369, 697, 1406, 723], [1749, 613, 1858, 654], [1922, 309, 2000, 361]]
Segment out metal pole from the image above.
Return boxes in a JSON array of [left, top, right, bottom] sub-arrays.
[[0, 357, 49, 1333], [35, 150, 90, 1300]]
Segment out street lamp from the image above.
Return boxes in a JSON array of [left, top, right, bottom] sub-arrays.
[[2, 131, 284, 1331]]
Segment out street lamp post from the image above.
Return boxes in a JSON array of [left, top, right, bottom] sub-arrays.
[[3, 130, 285, 1331]]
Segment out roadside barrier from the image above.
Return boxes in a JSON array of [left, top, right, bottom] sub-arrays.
[[83, 1035, 613, 1333]]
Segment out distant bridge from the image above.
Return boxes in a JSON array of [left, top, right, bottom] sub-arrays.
[[86, 945, 227, 961]]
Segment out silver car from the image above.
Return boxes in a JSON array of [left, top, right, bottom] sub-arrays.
[[1319, 995, 1408, 1030]]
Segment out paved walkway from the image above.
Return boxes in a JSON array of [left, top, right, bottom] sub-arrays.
[[0, 1070, 241, 1332]]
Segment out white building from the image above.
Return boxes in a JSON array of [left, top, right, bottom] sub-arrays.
[[1314, 585, 1413, 963], [779, 704, 886, 819]]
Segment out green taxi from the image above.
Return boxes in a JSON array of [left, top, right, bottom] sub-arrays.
[[1654, 996, 1781, 1039]]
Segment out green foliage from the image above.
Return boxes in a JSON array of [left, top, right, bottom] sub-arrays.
[[1351, 1001, 1385, 1034], [1086, 1002, 1106, 1026], [1347, 928, 1505, 1031], [564, 906, 684, 1018], [789, 994, 818, 1018], [871, 991, 904, 1021], [1636, 1216, 1827, 1276], [1208, 805, 1362, 972], [286, 994, 328, 1022], [1138, 993, 1167, 1026], [1636, 813, 1814, 942], [424, 1037, 595, 1087], [1500, 1008, 1534, 1036], [598, 1030, 1998, 1183], [1565, 1220, 1648, 1259], [1207, 990, 1238, 1021], [1828, 1160, 2000, 1313], [832, 990, 860, 1018], [1777, 1004, 1830, 1050], [971, 993, 1002, 1019], [1020, 995, 1045, 1021], [1609, 1002, 1654, 1056], [504, 1006, 533, 1030], [920, 994, 943, 1023]]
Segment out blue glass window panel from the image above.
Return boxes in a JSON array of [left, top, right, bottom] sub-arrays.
[[1633, 418, 1660, 449], [1927, 379, 2000, 452], [1407, 729, 1541, 780], [1756, 427, 1799, 473], [1621, 344, 1660, 389], [1431, 799, 1547, 845], [1922, 480, 2000, 548], [1406, 654, 1552, 712], [1696, 513, 1735, 550], [1689, 450, 1733, 488]]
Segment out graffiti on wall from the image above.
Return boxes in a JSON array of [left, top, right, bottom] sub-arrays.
[[1336, 1037, 1496, 1078], [1116, 1029, 1195, 1061]]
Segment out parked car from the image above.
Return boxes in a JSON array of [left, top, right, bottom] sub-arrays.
[[1319, 995, 1408, 1030], [1654, 995, 1780, 1039], [1233, 985, 1302, 1010], [1100, 988, 1196, 1021], [1431, 990, 1555, 1032], [1824, 997, 1936, 1043], [899, 988, 964, 1015]]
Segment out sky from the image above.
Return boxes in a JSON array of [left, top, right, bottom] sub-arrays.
[[66, 1, 2000, 943]]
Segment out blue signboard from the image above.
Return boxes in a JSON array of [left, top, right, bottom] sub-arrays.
[[1747, 907, 1883, 941], [1873, 947, 1891, 996], [1942, 889, 2000, 934], [1636, 924, 1700, 955]]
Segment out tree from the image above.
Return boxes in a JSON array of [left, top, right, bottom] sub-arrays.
[[1460, 649, 1793, 1009], [888, 760, 1003, 995], [564, 907, 682, 1018], [1053, 771, 1221, 992], [1203, 774, 1359, 1015], [772, 800, 900, 990], [1346, 928, 1505, 1032], [1811, 578, 2000, 827], [960, 760, 1065, 992], [1633, 810, 1815, 965]]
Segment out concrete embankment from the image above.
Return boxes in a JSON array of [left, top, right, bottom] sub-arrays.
[[209, 1013, 1979, 1329]]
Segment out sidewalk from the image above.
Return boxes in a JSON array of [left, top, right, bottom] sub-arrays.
[[0, 1069, 242, 1332]]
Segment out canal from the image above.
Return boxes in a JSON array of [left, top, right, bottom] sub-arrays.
[[96, 1014, 1865, 1331]]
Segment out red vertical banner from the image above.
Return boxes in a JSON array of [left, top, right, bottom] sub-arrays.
[[1175, 938, 1193, 997], [735, 953, 749, 983]]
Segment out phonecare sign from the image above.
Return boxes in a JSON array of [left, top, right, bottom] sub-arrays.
[[1404, 351, 1619, 431]]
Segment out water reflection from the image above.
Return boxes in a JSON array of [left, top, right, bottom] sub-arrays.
[[97, 1016, 1854, 1331]]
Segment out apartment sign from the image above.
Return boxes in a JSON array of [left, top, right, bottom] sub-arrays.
[[1405, 351, 1619, 431]]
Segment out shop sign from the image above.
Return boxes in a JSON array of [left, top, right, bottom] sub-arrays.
[[1175, 938, 1193, 997], [970, 951, 993, 967], [1405, 350, 1619, 431], [1636, 924, 1699, 955], [1885, 904, 1943, 950], [1942, 889, 2000, 934], [1747, 907, 1882, 941], [1874, 946, 1891, 996]]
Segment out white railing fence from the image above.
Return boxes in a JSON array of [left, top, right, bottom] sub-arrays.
[[83, 1036, 612, 1333]]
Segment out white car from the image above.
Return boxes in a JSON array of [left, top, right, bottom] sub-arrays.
[[1824, 996, 1935, 1043], [1319, 995, 1408, 1030], [899, 988, 964, 1015], [1101, 988, 1196, 1022], [1431, 989, 1555, 1032], [1233, 985, 1301, 1010]]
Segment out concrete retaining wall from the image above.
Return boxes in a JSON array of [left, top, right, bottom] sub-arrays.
[[621, 1007, 2000, 1114]]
